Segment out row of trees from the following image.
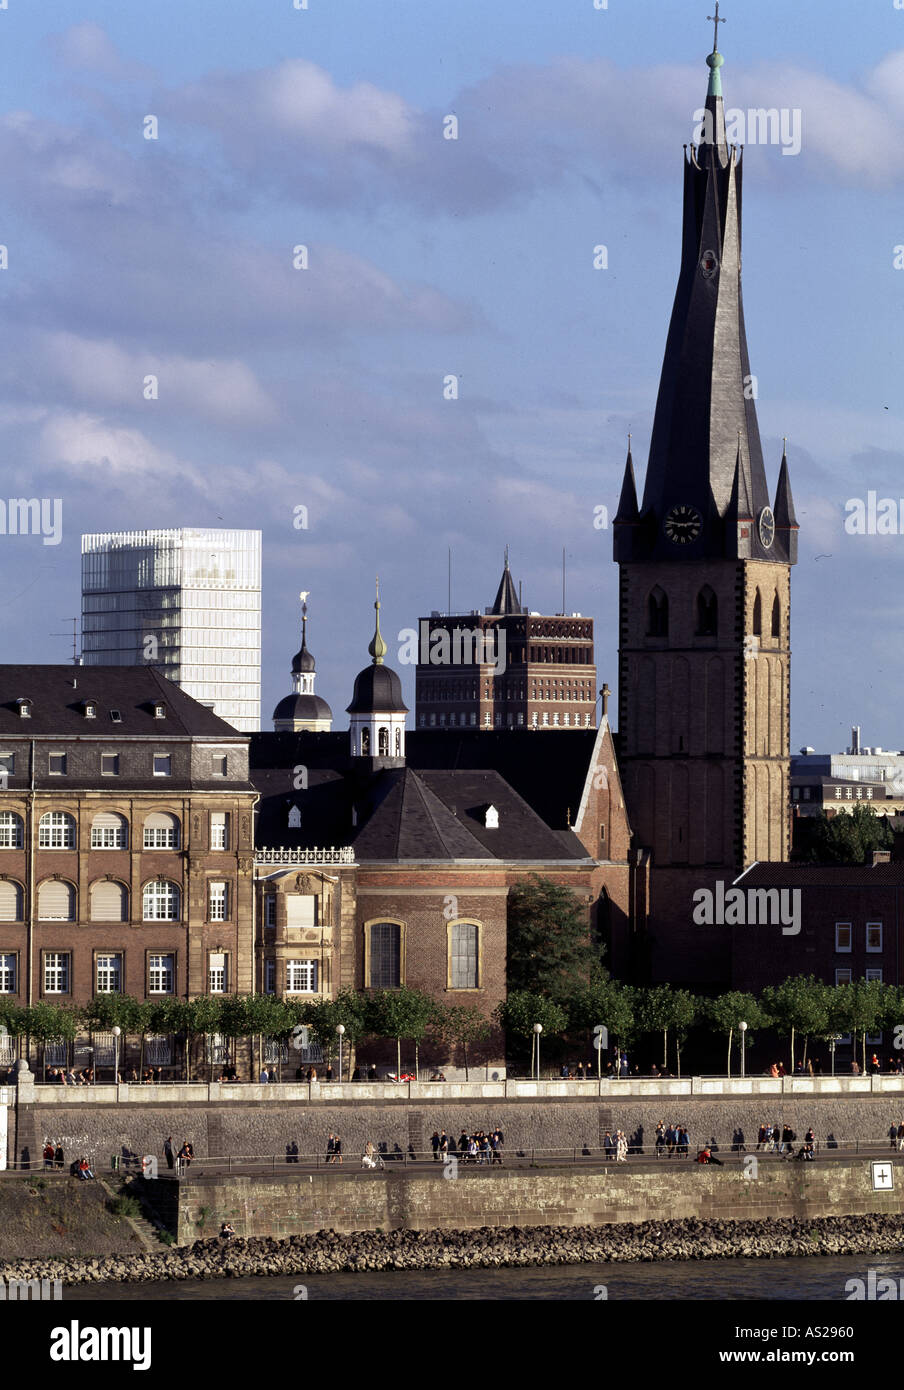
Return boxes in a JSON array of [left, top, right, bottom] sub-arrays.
[[500, 976, 904, 1077], [0, 989, 494, 1081]]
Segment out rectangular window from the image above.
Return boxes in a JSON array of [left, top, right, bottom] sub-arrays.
[[265, 896, 277, 928], [49, 753, 67, 775], [866, 922, 883, 953], [264, 959, 276, 994], [44, 953, 70, 994], [286, 959, 317, 993], [208, 952, 226, 994], [96, 954, 122, 993], [210, 812, 229, 851], [285, 894, 316, 927], [865, 967, 883, 982], [214, 755, 228, 776], [208, 881, 227, 921], [153, 754, 171, 776], [101, 753, 120, 776], [0, 753, 14, 777], [450, 922, 478, 989], [835, 967, 852, 986], [148, 954, 174, 994], [835, 922, 852, 953], [0, 954, 16, 993]]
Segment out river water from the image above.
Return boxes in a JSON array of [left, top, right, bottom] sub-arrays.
[[61, 1251, 904, 1301]]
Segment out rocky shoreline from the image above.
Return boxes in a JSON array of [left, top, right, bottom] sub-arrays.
[[1, 1213, 904, 1286]]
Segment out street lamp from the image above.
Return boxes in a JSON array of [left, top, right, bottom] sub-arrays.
[[739, 1021, 748, 1079], [533, 1023, 543, 1081], [112, 1026, 121, 1086], [336, 1024, 345, 1084], [829, 1035, 841, 1077]]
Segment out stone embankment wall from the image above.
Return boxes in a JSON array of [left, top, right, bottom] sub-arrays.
[[10, 1094, 904, 1170], [156, 1159, 904, 1244]]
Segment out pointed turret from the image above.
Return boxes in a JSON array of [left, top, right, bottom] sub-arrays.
[[773, 441, 799, 562], [490, 548, 523, 616], [725, 435, 755, 557], [347, 579, 408, 766], [272, 593, 333, 732]]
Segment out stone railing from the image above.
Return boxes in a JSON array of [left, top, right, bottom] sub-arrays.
[[254, 846, 355, 866], [12, 1074, 904, 1105]]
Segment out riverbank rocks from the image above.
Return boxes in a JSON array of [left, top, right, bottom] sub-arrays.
[[1, 1212, 904, 1287]]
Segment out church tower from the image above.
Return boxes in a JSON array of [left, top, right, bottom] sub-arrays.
[[613, 17, 798, 984], [347, 581, 408, 768], [272, 594, 333, 732]]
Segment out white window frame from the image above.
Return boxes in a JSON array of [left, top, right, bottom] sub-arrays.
[[286, 959, 318, 994], [210, 812, 229, 851], [0, 953, 16, 993], [0, 753, 14, 778], [96, 954, 123, 994], [208, 881, 227, 922], [835, 922, 852, 953], [143, 817, 179, 850], [0, 811, 23, 848], [39, 812, 75, 849], [208, 953, 227, 994], [153, 754, 172, 777], [48, 752, 67, 776], [143, 880, 180, 922], [835, 967, 852, 986], [866, 922, 883, 953], [101, 753, 120, 776], [44, 952, 70, 994], [91, 816, 127, 850], [148, 954, 175, 994]]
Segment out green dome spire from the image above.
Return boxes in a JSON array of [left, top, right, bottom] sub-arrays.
[[706, 4, 726, 96], [368, 577, 387, 666]]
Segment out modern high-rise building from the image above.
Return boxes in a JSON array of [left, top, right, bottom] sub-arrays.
[[81, 528, 262, 732]]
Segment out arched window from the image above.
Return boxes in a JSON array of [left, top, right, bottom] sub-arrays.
[[752, 589, 762, 636], [38, 812, 76, 850], [0, 880, 22, 921], [696, 586, 718, 636], [449, 921, 480, 990], [368, 921, 402, 989], [361, 725, 371, 755], [143, 880, 181, 921], [395, 728, 402, 756], [647, 587, 669, 637], [143, 812, 180, 850], [91, 813, 128, 850], [38, 880, 75, 921], [90, 880, 128, 923], [0, 812, 23, 849], [378, 726, 389, 757], [771, 593, 781, 638]]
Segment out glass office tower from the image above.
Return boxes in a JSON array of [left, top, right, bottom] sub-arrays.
[[81, 528, 262, 731]]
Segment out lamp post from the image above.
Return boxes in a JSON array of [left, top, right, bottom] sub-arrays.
[[739, 1021, 748, 1079], [112, 1026, 121, 1087], [829, 1035, 841, 1077], [533, 1023, 543, 1081], [336, 1024, 345, 1084]]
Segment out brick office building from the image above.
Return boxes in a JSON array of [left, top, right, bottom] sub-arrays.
[[414, 555, 597, 733], [0, 666, 257, 1026]]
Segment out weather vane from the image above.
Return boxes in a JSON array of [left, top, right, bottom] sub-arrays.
[[707, 3, 725, 52]]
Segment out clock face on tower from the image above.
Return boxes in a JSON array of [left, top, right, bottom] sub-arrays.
[[758, 506, 775, 549], [664, 505, 702, 545]]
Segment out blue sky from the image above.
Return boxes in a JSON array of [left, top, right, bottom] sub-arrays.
[[1, 0, 903, 752]]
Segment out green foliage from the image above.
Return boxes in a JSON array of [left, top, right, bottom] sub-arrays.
[[796, 803, 894, 865], [110, 1195, 142, 1219], [760, 976, 831, 1069], [23, 1002, 79, 1043], [634, 985, 699, 1073], [301, 991, 369, 1049], [82, 994, 146, 1033], [364, 987, 441, 1077], [494, 990, 568, 1041], [705, 992, 766, 1075], [438, 1005, 491, 1079], [506, 875, 603, 1001], [568, 979, 635, 1045], [828, 978, 890, 1071]]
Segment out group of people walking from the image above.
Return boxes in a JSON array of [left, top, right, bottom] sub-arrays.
[[602, 1130, 631, 1161], [432, 1126, 505, 1165], [162, 1136, 194, 1169], [654, 1122, 691, 1157]]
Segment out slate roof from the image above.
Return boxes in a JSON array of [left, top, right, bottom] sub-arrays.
[[737, 862, 904, 887], [0, 665, 243, 738]]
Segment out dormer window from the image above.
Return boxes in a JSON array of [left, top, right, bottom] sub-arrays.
[[287, 805, 302, 829], [485, 805, 499, 829], [153, 703, 166, 720], [83, 701, 97, 719], [16, 699, 31, 719]]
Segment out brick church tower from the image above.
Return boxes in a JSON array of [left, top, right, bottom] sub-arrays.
[[613, 25, 798, 986]]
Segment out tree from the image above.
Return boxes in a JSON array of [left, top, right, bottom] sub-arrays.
[[635, 985, 698, 1075], [705, 993, 766, 1076], [438, 1005, 491, 1080], [219, 995, 294, 1079], [568, 980, 635, 1074], [169, 998, 223, 1081], [796, 803, 894, 866], [23, 1002, 79, 1079], [760, 976, 831, 1072], [495, 991, 568, 1077], [300, 992, 368, 1078], [506, 876, 603, 1002], [829, 979, 889, 1074], [365, 988, 440, 1079]]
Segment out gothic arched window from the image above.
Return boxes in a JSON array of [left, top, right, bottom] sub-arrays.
[[378, 726, 389, 757], [696, 585, 718, 636], [647, 587, 669, 637], [771, 593, 781, 638], [752, 589, 762, 636], [361, 725, 371, 755]]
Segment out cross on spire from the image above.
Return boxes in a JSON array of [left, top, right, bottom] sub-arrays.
[[707, 2, 725, 53]]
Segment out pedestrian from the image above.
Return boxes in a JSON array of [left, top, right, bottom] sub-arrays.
[[655, 1121, 666, 1157], [677, 1126, 690, 1157], [492, 1124, 505, 1164], [897, 1121, 904, 1153], [439, 1130, 449, 1157], [458, 1130, 469, 1161], [616, 1130, 628, 1162], [177, 1140, 193, 1167], [325, 1132, 336, 1164], [756, 1123, 765, 1151], [431, 1130, 441, 1161], [259, 1066, 270, 1084], [333, 1135, 342, 1165], [54, 1143, 64, 1171], [603, 1130, 615, 1160], [163, 1136, 175, 1170], [665, 1122, 676, 1157], [43, 1140, 55, 1169]]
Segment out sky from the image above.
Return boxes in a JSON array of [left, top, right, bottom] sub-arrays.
[[1, 0, 903, 752]]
